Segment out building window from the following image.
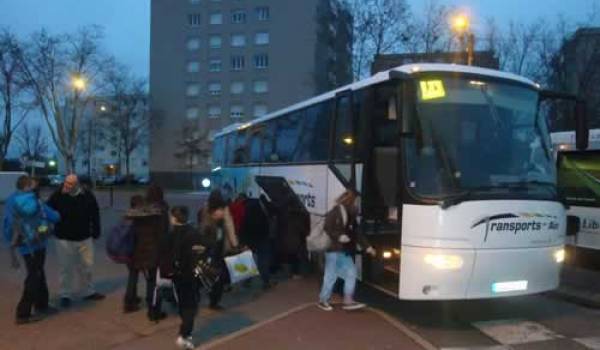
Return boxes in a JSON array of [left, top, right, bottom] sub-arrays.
[[188, 14, 201, 27], [253, 80, 268, 93], [187, 61, 200, 73], [254, 54, 269, 69], [208, 105, 221, 118], [232, 10, 246, 23], [209, 35, 222, 49], [255, 32, 270, 45], [208, 82, 222, 95], [254, 104, 268, 117], [186, 107, 199, 120], [190, 0, 201, 4], [209, 59, 222, 72], [231, 55, 245, 71], [256, 7, 270, 21], [210, 13, 223, 25], [230, 81, 244, 94], [231, 34, 246, 47], [230, 105, 244, 119], [186, 83, 200, 97], [187, 38, 200, 51]]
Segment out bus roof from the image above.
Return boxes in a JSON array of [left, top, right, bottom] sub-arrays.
[[214, 63, 539, 138]]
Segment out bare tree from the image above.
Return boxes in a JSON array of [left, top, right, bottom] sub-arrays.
[[174, 127, 211, 173], [18, 26, 107, 172], [344, 0, 412, 79], [17, 122, 49, 175], [0, 29, 31, 170], [405, 0, 453, 54]]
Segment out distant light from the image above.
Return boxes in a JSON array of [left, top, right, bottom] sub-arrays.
[[382, 251, 392, 259], [211, 166, 222, 172], [343, 137, 354, 145], [534, 83, 541, 89], [48, 160, 57, 167], [99, 105, 107, 112], [559, 144, 568, 150], [201, 178, 211, 188], [469, 80, 486, 86], [411, 66, 420, 73]]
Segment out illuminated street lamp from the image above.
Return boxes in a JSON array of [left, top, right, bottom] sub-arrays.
[[71, 75, 87, 92], [450, 13, 475, 66]]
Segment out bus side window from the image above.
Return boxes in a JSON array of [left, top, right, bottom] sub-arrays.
[[294, 102, 331, 162], [249, 127, 263, 163], [275, 112, 302, 162], [262, 120, 278, 163], [333, 96, 353, 161], [233, 129, 248, 164]]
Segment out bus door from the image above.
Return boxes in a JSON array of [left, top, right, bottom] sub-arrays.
[[357, 85, 403, 295]]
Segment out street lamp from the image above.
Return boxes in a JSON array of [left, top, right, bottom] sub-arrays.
[[71, 75, 87, 92], [450, 13, 475, 66]]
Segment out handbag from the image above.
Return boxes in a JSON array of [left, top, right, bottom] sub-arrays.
[[306, 217, 330, 252], [224, 250, 259, 284]]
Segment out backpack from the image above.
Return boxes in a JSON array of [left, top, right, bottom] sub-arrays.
[[13, 194, 50, 246], [106, 220, 135, 264]]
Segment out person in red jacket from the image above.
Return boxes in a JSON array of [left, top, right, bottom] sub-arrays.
[[229, 193, 247, 235]]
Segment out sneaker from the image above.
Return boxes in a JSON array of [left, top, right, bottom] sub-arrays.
[[342, 302, 366, 311], [15, 314, 45, 325], [175, 336, 194, 349], [60, 297, 71, 308], [317, 301, 333, 311], [84, 293, 105, 301]]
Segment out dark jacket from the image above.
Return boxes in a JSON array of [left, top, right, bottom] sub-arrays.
[[126, 202, 169, 270], [160, 224, 208, 280], [278, 206, 310, 256], [47, 188, 100, 241], [324, 204, 370, 254], [240, 198, 270, 249], [200, 217, 227, 260]]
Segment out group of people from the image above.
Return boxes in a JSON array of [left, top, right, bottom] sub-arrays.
[[4, 173, 375, 349], [3, 174, 104, 325]]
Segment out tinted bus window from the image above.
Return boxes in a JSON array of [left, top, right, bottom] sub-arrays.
[[224, 134, 235, 165], [558, 151, 600, 207], [333, 96, 353, 161], [212, 136, 225, 166], [233, 129, 248, 164], [262, 120, 278, 162], [294, 102, 332, 162], [275, 111, 303, 162], [248, 127, 263, 163]]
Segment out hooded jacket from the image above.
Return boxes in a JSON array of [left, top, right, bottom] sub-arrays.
[[3, 191, 60, 255]]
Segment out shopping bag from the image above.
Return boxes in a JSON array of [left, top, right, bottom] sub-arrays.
[[224, 250, 259, 284]]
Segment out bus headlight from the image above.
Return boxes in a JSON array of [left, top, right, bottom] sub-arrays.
[[424, 254, 464, 270], [554, 249, 566, 263]]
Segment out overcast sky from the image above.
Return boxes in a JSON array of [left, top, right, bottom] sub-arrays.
[[1, 0, 597, 80]]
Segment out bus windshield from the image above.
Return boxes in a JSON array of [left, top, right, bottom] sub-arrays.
[[405, 76, 556, 201]]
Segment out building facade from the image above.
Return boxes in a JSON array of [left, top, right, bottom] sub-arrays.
[[149, 0, 352, 189], [63, 97, 150, 181]]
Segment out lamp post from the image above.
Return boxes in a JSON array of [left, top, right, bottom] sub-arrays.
[[451, 14, 475, 66]]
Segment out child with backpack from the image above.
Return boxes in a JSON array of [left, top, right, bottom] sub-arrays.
[[163, 206, 214, 349], [3, 175, 60, 324]]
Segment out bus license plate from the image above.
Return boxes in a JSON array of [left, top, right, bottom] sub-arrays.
[[492, 280, 528, 293]]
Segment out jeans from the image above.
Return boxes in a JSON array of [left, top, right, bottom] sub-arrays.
[[175, 278, 200, 337], [16, 249, 49, 318], [56, 238, 96, 298], [319, 252, 357, 303]]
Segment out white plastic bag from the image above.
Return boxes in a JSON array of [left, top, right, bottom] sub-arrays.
[[306, 218, 330, 252], [225, 250, 259, 284]]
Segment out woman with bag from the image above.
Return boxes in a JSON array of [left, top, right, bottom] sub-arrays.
[[317, 189, 376, 311]]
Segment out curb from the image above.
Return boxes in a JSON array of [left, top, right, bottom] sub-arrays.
[[197, 303, 437, 350], [548, 287, 600, 309]]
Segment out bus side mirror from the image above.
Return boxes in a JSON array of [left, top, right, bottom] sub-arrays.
[[566, 215, 580, 237], [575, 101, 589, 150]]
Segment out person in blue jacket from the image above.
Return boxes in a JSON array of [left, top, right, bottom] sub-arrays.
[[3, 175, 60, 324]]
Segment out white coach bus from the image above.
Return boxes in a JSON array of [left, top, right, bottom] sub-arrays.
[[552, 129, 600, 257], [211, 63, 587, 300]]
